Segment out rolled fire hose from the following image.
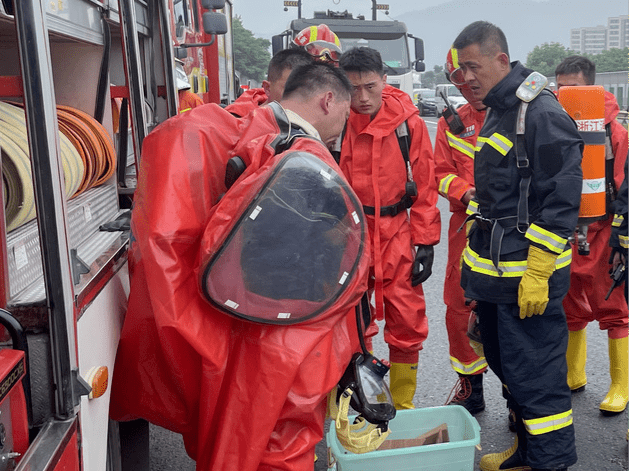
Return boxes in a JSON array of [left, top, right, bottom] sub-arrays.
[[0, 100, 116, 232]]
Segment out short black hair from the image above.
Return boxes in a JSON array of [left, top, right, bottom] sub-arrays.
[[453, 21, 510, 59], [282, 62, 352, 102], [554, 55, 596, 85], [339, 47, 384, 76], [267, 48, 313, 83]]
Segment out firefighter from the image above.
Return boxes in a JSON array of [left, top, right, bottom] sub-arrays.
[[337, 47, 441, 410], [175, 59, 204, 113], [434, 47, 488, 415], [225, 48, 312, 117], [110, 63, 370, 471], [292, 23, 342, 65], [454, 21, 583, 471], [554, 55, 629, 415], [609, 156, 628, 302]]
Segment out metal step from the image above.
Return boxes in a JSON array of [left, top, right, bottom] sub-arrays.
[[7, 184, 120, 301]]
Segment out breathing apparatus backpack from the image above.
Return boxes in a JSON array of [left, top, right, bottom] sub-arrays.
[[198, 103, 368, 325]]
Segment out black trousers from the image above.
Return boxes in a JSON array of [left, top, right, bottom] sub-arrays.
[[477, 297, 577, 469]]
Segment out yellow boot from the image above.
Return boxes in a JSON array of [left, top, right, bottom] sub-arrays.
[[479, 436, 530, 471], [600, 336, 628, 414], [566, 329, 587, 392], [389, 362, 417, 410]]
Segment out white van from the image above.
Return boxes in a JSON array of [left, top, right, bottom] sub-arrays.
[[434, 84, 468, 117]]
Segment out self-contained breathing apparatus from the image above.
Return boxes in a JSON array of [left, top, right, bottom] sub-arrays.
[[557, 85, 614, 256], [329, 294, 397, 454]]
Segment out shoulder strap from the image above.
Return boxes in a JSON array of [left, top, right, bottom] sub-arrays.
[[395, 120, 411, 166]]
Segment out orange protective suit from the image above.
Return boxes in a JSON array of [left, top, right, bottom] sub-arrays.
[[563, 90, 629, 339], [177, 89, 204, 113], [225, 87, 268, 117], [433, 103, 488, 374], [338, 85, 440, 363], [109, 103, 369, 470]]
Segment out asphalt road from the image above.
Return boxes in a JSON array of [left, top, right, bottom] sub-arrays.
[[149, 115, 629, 471]]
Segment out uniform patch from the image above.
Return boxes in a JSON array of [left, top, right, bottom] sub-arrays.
[[460, 125, 475, 139]]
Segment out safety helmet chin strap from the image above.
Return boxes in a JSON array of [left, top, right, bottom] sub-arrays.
[[327, 386, 391, 454]]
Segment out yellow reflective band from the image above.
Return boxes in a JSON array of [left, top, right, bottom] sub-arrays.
[[463, 245, 572, 278], [484, 133, 513, 156], [439, 174, 457, 197], [475, 140, 486, 152], [620, 234, 629, 249], [446, 130, 475, 158], [466, 200, 478, 215], [526, 223, 568, 254], [310, 25, 318, 41], [179, 107, 191, 113], [450, 356, 488, 375], [612, 214, 624, 227], [451, 47, 459, 68], [524, 409, 573, 436]]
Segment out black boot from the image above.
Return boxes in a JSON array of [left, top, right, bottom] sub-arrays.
[[446, 373, 485, 415]]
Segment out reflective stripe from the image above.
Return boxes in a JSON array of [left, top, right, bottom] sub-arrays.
[[523, 409, 573, 436], [310, 25, 318, 41], [463, 245, 572, 278], [620, 234, 629, 249], [526, 223, 568, 254], [466, 200, 478, 215], [450, 356, 488, 375], [612, 214, 624, 227], [477, 133, 513, 156], [446, 130, 475, 158], [451, 47, 459, 68], [475, 141, 486, 152], [439, 174, 457, 196]]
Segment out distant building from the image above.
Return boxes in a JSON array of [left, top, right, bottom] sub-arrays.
[[570, 15, 629, 54]]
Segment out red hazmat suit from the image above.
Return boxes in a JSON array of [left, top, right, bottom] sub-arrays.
[[109, 102, 369, 470], [433, 103, 488, 374], [338, 85, 440, 363], [563, 90, 629, 339], [224, 87, 268, 117]]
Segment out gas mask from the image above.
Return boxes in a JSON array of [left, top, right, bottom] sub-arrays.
[[328, 297, 396, 453]]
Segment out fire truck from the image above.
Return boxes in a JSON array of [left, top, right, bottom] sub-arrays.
[[0, 0, 231, 469], [272, 2, 425, 98]]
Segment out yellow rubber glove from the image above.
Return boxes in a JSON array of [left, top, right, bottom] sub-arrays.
[[518, 245, 558, 319]]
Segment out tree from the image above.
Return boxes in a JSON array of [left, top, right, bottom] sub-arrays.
[[526, 42, 628, 77], [233, 16, 271, 82], [525, 42, 574, 77], [593, 47, 629, 72], [422, 65, 447, 89]]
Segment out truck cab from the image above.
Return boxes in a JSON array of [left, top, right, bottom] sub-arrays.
[[273, 10, 425, 99]]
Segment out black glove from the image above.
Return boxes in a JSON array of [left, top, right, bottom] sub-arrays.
[[609, 246, 626, 265], [411, 245, 434, 286]]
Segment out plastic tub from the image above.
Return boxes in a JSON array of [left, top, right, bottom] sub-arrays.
[[327, 405, 481, 471]]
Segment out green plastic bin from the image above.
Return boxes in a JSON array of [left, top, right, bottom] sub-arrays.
[[327, 405, 480, 471]]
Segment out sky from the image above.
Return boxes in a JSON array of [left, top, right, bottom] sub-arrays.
[[232, 0, 627, 70]]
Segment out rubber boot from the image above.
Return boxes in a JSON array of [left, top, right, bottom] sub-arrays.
[[480, 416, 530, 471], [600, 336, 628, 414], [565, 329, 587, 392], [446, 373, 485, 415], [389, 362, 417, 410]]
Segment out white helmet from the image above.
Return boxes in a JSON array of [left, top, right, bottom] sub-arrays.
[[175, 59, 191, 91]]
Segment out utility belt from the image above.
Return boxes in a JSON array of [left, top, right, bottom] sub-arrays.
[[362, 194, 414, 217], [462, 213, 523, 276]]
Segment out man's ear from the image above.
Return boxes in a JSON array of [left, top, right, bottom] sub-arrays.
[[497, 53, 510, 69], [262, 80, 271, 96], [320, 90, 334, 115]]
